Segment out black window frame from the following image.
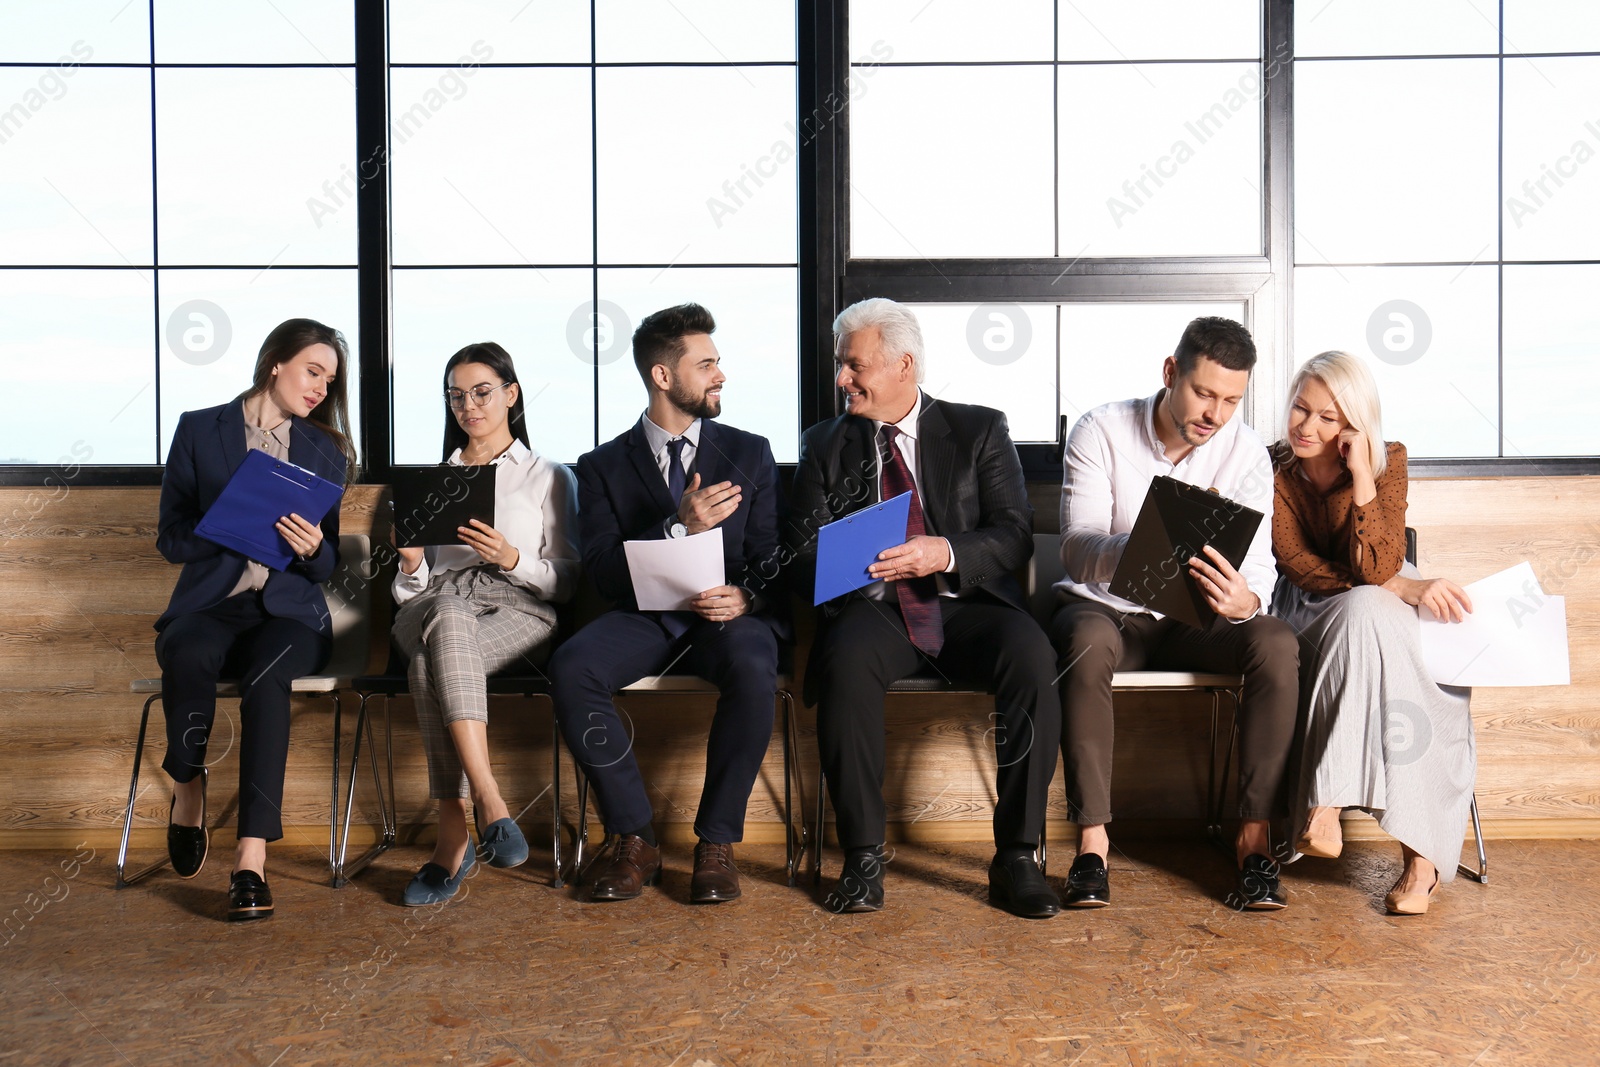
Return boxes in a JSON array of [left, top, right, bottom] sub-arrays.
[[3, 0, 1592, 487]]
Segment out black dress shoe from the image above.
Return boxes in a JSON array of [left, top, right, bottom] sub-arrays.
[[167, 778, 208, 880], [1234, 853, 1287, 911], [1063, 853, 1111, 908], [988, 852, 1061, 918], [227, 869, 274, 922], [825, 847, 886, 913]]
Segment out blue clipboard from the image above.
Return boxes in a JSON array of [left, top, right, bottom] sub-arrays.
[[813, 491, 913, 605], [194, 448, 343, 571]]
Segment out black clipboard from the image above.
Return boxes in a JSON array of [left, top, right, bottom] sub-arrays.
[[1108, 475, 1263, 630], [389, 465, 497, 548]]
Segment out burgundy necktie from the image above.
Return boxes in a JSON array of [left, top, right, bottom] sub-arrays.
[[879, 425, 944, 656]]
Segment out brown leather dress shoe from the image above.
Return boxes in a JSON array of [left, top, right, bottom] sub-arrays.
[[690, 841, 741, 903], [589, 835, 662, 902]]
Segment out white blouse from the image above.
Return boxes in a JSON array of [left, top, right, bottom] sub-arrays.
[[392, 439, 580, 607]]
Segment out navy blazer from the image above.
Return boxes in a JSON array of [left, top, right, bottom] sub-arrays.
[[155, 399, 347, 635], [786, 394, 1033, 618], [575, 416, 788, 639]]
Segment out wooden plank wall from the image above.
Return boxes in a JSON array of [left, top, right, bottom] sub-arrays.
[[1, 477, 1597, 850]]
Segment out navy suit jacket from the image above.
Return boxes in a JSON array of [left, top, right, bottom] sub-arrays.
[[575, 416, 788, 640], [155, 399, 347, 635]]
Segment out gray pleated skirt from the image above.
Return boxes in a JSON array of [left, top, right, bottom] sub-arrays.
[[1272, 567, 1477, 881]]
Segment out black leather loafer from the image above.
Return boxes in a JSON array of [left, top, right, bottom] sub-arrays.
[[988, 852, 1061, 918], [167, 777, 208, 880], [825, 847, 886, 913], [1234, 853, 1287, 911], [1063, 852, 1111, 908], [227, 869, 274, 922]]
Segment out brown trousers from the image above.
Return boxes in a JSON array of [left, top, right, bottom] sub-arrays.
[[1050, 595, 1299, 825]]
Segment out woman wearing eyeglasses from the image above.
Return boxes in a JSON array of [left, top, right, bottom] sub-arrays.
[[391, 341, 580, 905], [157, 318, 356, 921]]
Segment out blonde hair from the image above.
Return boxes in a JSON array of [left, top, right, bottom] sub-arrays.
[[1283, 350, 1388, 479]]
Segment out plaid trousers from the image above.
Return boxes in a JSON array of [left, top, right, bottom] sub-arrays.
[[391, 567, 556, 799]]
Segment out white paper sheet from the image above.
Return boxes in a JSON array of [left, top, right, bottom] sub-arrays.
[[1418, 561, 1570, 687], [623, 528, 726, 611]]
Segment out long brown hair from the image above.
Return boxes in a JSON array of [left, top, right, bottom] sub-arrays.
[[440, 342, 530, 461], [239, 318, 359, 481]]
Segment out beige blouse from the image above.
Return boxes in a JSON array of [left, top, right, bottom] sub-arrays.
[[1270, 440, 1409, 595], [225, 418, 292, 597]]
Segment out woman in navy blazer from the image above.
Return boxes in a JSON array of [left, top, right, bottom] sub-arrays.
[[155, 318, 356, 921]]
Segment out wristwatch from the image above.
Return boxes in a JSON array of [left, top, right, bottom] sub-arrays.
[[668, 521, 688, 538]]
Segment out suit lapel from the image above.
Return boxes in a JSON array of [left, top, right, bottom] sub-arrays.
[[694, 419, 727, 489], [838, 415, 876, 507], [217, 399, 247, 478], [626, 420, 679, 517], [917, 395, 957, 537]]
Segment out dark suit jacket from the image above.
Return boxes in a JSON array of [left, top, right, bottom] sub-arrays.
[[156, 400, 347, 635], [575, 416, 788, 639], [786, 394, 1033, 619]]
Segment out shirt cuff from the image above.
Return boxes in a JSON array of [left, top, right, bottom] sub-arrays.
[[1224, 590, 1265, 624], [941, 538, 957, 574], [395, 556, 430, 598]]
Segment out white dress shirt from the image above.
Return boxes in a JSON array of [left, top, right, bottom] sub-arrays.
[[393, 439, 581, 607], [640, 413, 701, 487], [1056, 389, 1276, 621], [865, 391, 958, 601]]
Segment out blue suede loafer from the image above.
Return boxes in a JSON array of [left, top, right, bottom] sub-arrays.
[[402, 847, 476, 907], [476, 817, 529, 869]]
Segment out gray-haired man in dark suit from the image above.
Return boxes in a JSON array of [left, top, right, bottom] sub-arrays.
[[787, 298, 1061, 919]]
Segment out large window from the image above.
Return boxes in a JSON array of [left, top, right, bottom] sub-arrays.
[[0, 1, 358, 469], [850, 1, 1263, 259], [1293, 0, 1600, 459], [4, 1, 1598, 482], [387, 0, 800, 464], [840, 0, 1279, 467], [838, 0, 1600, 470]]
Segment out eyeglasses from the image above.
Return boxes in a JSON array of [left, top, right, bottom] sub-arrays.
[[445, 382, 512, 409]]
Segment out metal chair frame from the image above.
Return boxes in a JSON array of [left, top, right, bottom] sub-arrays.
[[562, 677, 805, 888], [804, 671, 1244, 886], [115, 534, 376, 890]]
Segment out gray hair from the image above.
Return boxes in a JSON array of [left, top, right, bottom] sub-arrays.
[[832, 298, 925, 383]]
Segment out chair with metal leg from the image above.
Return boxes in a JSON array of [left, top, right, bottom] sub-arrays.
[[560, 670, 804, 889], [116, 534, 373, 888], [345, 662, 563, 886]]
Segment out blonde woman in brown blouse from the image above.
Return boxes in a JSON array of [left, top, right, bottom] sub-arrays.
[[1271, 350, 1475, 916]]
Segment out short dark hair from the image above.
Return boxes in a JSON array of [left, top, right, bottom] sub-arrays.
[[1172, 316, 1256, 376], [632, 303, 716, 385]]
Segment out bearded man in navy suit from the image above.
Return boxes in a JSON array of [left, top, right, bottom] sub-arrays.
[[787, 298, 1062, 919], [551, 303, 785, 905]]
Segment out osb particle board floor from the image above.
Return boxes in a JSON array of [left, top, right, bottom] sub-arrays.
[[3, 838, 1597, 1066]]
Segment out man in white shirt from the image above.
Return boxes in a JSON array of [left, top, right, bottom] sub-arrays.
[[1052, 317, 1298, 911]]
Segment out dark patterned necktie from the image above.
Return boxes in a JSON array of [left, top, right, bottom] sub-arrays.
[[666, 436, 688, 504], [879, 425, 943, 656]]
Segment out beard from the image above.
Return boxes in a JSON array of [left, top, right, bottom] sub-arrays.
[[1166, 391, 1217, 448], [669, 379, 721, 420], [1178, 419, 1217, 448]]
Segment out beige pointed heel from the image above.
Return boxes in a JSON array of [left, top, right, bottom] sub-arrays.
[[1385, 872, 1441, 915], [1296, 808, 1343, 859]]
